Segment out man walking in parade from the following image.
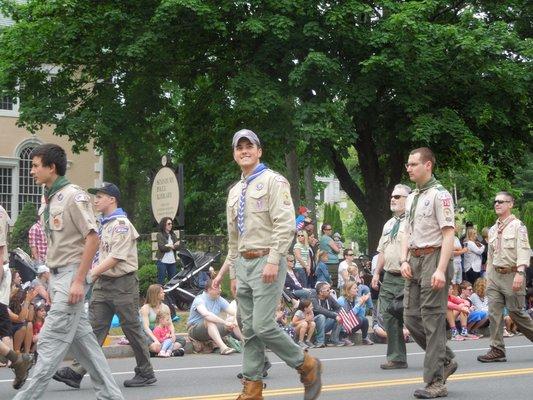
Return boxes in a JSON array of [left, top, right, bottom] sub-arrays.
[[400, 147, 458, 399], [53, 182, 156, 389], [214, 129, 322, 400], [477, 191, 533, 363], [372, 184, 411, 370], [15, 144, 124, 400]]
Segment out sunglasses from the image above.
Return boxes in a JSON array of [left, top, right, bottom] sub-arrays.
[[346, 253, 354, 256], [493, 200, 511, 205], [297, 235, 305, 237], [391, 195, 405, 200]]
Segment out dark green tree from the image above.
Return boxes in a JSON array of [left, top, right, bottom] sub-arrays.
[[9, 202, 36, 255]]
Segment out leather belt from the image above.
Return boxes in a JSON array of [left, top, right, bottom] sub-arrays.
[[494, 266, 517, 274], [409, 247, 440, 257], [241, 249, 270, 260], [49, 265, 74, 275]]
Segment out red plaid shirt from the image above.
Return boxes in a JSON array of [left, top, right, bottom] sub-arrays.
[[28, 221, 47, 263]]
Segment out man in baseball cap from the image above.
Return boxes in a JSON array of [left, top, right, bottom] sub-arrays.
[[232, 129, 261, 148], [88, 182, 121, 202]]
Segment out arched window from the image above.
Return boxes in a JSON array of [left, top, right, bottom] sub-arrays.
[[18, 146, 42, 212]]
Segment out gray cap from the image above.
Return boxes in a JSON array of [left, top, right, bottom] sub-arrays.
[[232, 129, 261, 148]]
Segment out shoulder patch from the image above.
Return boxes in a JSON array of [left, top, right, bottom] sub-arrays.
[[114, 225, 129, 234], [74, 192, 89, 202]]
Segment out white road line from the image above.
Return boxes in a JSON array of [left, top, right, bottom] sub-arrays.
[[1, 343, 532, 384]]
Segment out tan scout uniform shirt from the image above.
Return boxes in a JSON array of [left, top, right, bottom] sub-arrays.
[[0, 205, 8, 263], [487, 216, 531, 269], [225, 169, 295, 271], [377, 216, 406, 273], [99, 216, 139, 277], [45, 184, 98, 267], [405, 185, 454, 249]]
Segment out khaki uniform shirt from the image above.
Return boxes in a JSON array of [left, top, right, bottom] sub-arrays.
[[99, 216, 140, 278], [405, 185, 454, 248], [45, 184, 97, 267], [487, 216, 531, 269], [377, 216, 406, 273], [0, 205, 8, 263], [225, 169, 295, 269]]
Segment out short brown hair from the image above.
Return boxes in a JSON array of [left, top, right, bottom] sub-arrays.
[[410, 147, 436, 169], [496, 191, 514, 203]]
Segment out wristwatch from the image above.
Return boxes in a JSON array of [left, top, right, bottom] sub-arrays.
[[516, 270, 525, 276]]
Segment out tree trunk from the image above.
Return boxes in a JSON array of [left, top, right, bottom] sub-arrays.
[[284, 148, 301, 210], [103, 141, 120, 186], [304, 164, 317, 233]]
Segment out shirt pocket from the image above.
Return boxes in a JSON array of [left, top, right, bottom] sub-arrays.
[[249, 190, 268, 213], [228, 196, 239, 219], [502, 233, 515, 249], [49, 208, 64, 231]]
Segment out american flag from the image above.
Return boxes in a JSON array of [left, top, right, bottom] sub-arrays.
[[338, 308, 360, 332]]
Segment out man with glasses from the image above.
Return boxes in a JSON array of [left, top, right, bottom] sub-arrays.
[[477, 191, 533, 363], [400, 147, 457, 399], [310, 282, 344, 347], [372, 184, 412, 370]]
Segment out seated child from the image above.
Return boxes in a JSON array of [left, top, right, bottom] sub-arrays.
[[153, 311, 175, 357], [291, 299, 316, 348]]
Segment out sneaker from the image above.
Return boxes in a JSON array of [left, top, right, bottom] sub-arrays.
[[414, 380, 448, 399], [12, 354, 33, 390], [52, 366, 83, 389], [380, 361, 408, 370], [451, 334, 464, 341], [172, 348, 185, 357], [123, 370, 157, 387], [328, 340, 345, 347], [342, 338, 354, 346], [304, 340, 315, 348], [362, 337, 374, 345], [298, 341, 309, 349], [477, 347, 506, 363], [315, 342, 326, 348], [443, 359, 458, 383]]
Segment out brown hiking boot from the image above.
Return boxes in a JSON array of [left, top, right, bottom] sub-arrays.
[[477, 346, 506, 363], [11, 354, 33, 390], [296, 352, 322, 400], [413, 380, 448, 399], [380, 360, 408, 370], [443, 359, 458, 383], [236, 379, 264, 400]]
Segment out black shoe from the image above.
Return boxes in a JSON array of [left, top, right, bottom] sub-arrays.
[[262, 359, 272, 378], [12, 354, 33, 390], [171, 348, 185, 357], [52, 367, 82, 389], [123, 371, 157, 387]]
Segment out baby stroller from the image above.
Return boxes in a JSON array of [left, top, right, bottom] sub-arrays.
[[9, 248, 38, 283], [163, 247, 221, 311]]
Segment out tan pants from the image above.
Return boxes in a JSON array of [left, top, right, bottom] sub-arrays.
[[403, 250, 455, 384], [14, 266, 124, 400], [486, 269, 533, 352]]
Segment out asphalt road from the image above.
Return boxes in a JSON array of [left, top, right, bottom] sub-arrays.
[[1, 335, 532, 400]]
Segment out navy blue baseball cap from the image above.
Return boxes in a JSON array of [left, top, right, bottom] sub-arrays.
[[88, 182, 121, 201]]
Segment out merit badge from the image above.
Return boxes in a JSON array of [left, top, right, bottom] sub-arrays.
[[114, 225, 129, 234], [444, 208, 452, 217], [441, 198, 451, 207], [52, 216, 61, 229], [424, 200, 430, 207], [282, 192, 291, 206], [256, 183, 264, 191], [57, 193, 64, 202]]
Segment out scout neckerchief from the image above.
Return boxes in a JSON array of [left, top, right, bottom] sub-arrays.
[[93, 208, 127, 265], [495, 214, 516, 253], [237, 163, 268, 235], [389, 213, 405, 240], [43, 176, 70, 236], [409, 175, 439, 228]]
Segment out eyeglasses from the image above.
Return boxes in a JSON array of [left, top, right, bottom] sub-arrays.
[[493, 200, 511, 205], [391, 195, 405, 200], [346, 253, 354, 256], [297, 235, 305, 237], [166, 222, 173, 225], [405, 162, 421, 169], [324, 228, 332, 231]]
